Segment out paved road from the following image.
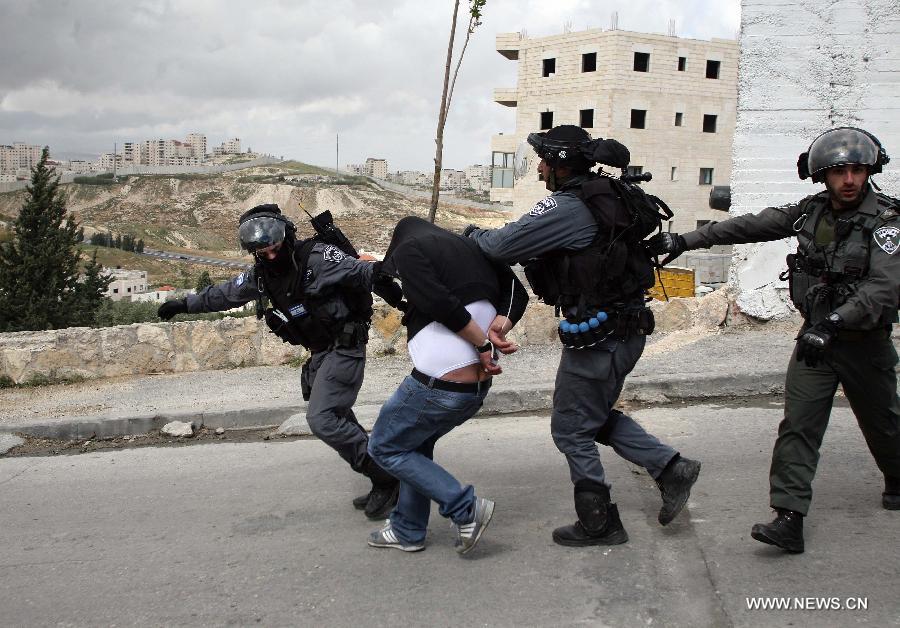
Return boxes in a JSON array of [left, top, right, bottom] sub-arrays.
[[1, 401, 896, 627]]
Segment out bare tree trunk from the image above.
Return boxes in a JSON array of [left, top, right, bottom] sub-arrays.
[[429, 0, 461, 223]]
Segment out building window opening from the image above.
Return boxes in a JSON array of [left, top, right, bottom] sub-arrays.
[[674, 112, 683, 127], [670, 166, 678, 181], [542, 58, 556, 77], [633, 52, 650, 72], [491, 151, 515, 188], [540, 111, 554, 130], [579, 108, 594, 128], [626, 166, 643, 177], [703, 114, 718, 133], [630, 109, 647, 129], [706, 60, 720, 79], [678, 56, 686, 71], [699, 168, 714, 185], [582, 52, 597, 72]]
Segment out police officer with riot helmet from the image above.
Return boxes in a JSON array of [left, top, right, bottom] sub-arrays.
[[158, 204, 402, 520], [465, 125, 701, 547], [649, 127, 900, 553]]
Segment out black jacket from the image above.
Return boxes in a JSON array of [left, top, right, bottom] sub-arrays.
[[382, 217, 528, 341]]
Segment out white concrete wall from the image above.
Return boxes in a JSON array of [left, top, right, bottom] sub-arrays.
[[733, 0, 900, 319]]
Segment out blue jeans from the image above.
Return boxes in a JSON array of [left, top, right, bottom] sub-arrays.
[[368, 375, 489, 545]]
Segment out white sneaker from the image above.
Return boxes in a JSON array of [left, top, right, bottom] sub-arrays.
[[455, 497, 495, 555], [367, 521, 425, 552]]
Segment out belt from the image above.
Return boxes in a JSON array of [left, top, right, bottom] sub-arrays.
[[411, 368, 492, 394]]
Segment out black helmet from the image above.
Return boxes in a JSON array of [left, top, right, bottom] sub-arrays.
[[527, 124, 593, 170], [798, 127, 890, 182], [237, 204, 295, 252]]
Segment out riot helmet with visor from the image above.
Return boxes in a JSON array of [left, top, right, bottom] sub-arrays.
[[798, 127, 890, 183]]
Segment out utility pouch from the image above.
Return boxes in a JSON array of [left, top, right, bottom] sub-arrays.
[[636, 307, 655, 335], [300, 357, 313, 401], [264, 308, 302, 345], [523, 259, 561, 306], [336, 321, 368, 348], [264, 307, 331, 352]]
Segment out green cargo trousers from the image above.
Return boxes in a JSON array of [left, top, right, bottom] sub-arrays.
[[770, 329, 900, 515]]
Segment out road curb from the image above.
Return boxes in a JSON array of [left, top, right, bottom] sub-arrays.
[[2, 369, 787, 443]]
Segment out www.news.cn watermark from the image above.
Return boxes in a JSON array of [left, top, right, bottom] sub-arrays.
[[746, 596, 868, 611]]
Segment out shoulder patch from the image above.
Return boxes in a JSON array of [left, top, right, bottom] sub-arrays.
[[529, 197, 559, 217], [873, 225, 900, 255], [234, 272, 246, 287], [878, 206, 898, 221], [322, 245, 345, 263]]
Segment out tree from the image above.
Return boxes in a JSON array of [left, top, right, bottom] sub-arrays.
[[428, 0, 486, 223], [195, 270, 213, 292], [69, 250, 112, 327], [136, 238, 145, 253], [0, 147, 102, 331]]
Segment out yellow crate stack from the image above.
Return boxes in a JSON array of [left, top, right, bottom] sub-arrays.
[[648, 266, 695, 300]]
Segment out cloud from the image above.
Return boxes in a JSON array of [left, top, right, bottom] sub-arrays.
[[0, 0, 740, 170]]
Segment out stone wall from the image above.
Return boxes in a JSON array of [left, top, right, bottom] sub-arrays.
[[0, 293, 735, 385], [732, 0, 900, 319]]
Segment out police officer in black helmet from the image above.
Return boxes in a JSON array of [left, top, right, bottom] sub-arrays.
[[158, 204, 402, 520], [649, 127, 900, 553], [465, 125, 701, 546]]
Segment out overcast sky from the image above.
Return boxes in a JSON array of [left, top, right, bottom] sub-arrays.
[[0, 0, 740, 171]]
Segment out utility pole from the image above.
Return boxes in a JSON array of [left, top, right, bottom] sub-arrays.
[[112, 142, 117, 181], [335, 133, 339, 175]]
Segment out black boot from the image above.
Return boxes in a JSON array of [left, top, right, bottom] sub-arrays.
[[552, 482, 629, 547], [655, 455, 701, 526], [750, 508, 804, 553], [360, 455, 399, 520], [884, 476, 900, 511], [352, 492, 370, 510]]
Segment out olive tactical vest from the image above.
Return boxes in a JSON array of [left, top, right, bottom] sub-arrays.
[[787, 192, 896, 326]]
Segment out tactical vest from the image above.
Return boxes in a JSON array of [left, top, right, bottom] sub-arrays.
[[786, 192, 896, 326], [257, 239, 373, 352], [523, 176, 659, 317]]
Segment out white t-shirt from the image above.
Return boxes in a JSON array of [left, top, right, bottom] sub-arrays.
[[407, 300, 496, 378]]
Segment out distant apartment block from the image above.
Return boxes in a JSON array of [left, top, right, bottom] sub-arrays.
[[0, 142, 44, 175], [440, 169, 468, 190], [391, 170, 433, 186], [213, 138, 242, 156], [185, 133, 207, 159], [364, 158, 388, 179], [489, 28, 738, 231]]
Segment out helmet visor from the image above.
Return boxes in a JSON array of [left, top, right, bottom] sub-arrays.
[[238, 216, 286, 252], [514, 140, 535, 182], [807, 128, 879, 175]]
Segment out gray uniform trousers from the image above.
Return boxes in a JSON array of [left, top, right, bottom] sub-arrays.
[[551, 333, 677, 487], [303, 344, 370, 472], [772, 330, 900, 515]]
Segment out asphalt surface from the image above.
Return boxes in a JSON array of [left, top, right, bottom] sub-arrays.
[[1, 402, 896, 627], [0, 327, 805, 441]]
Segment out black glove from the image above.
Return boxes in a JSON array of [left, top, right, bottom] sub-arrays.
[[795, 317, 840, 368], [158, 298, 188, 321], [371, 266, 404, 309], [462, 224, 479, 238], [646, 232, 687, 265]]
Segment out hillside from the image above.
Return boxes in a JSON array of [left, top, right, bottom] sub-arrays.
[[0, 163, 510, 287]]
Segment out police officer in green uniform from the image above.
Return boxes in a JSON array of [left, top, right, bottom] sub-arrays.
[[649, 127, 900, 553]]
